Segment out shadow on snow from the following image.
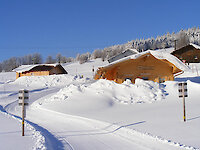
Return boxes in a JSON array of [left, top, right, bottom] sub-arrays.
[[175, 76, 200, 84], [0, 105, 65, 150], [57, 121, 146, 137]]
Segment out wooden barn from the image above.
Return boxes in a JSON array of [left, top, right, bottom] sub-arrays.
[[94, 50, 188, 83], [171, 43, 200, 63], [13, 64, 68, 79]]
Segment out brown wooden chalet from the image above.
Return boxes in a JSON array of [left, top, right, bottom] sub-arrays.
[[171, 43, 200, 63], [94, 50, 188, 83], [13, 64, 68, 79]]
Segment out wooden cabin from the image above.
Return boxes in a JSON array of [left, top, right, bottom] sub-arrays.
[[13, 64, 68, 79], [171, 43, 200, 63], [94, 50, 188, 83]]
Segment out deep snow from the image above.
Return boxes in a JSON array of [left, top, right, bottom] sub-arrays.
[[0, 59, 200, 150]]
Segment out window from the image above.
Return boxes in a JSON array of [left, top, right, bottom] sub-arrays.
[[159, 77, 165, 83], [125, 78, 132, 82], [142, 77, 148, 80]]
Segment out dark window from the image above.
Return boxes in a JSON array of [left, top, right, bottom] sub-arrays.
[[125, 78, 132, 82], [142, 77, 148, 80], [159, 78, 165, 83]]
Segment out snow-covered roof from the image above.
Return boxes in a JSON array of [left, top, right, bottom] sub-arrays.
[[189, 43, 200, 49], [108, 49, 139, 63], [124, 48, 139, 53], [155, 47, 174, 53], [104, 50, 189, 71], [170, 43, 200, 54], [13, 64, 60, 73]]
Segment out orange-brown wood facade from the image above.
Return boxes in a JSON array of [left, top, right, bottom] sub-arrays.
[[16, 65, 67, 79], [94, 53, 182, 83], [16, 71, 50, 79]]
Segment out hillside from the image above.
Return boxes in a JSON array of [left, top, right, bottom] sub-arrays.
[[0, 58, 200, 150]]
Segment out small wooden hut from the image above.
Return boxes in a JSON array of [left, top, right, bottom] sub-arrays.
[[171, 43, 200, 63], [13, 64, 68, 79], [94, 50, 188, 83]]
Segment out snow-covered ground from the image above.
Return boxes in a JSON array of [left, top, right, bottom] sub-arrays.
[[0, 59, 200, 150]]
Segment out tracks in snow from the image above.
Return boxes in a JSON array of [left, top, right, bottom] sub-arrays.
[[26, 107, 195, 150]]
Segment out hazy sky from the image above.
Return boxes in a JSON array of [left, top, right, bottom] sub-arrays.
[[0, 0, 199, 62]]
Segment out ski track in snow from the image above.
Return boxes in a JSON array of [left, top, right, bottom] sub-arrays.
[[28, 106, 198, 150], [3, 80, 198, 150]]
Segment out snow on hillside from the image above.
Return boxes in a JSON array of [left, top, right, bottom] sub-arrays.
[[0, 58, 200, 150], [63, 59, 108, 78], [0, 72, 16, 84], [12, 74, 89, 88]]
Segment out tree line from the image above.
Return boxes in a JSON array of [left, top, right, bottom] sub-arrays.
[[1, 27, 200, 72], [91, 27, 200, 61], [0, 53, 74, 72]]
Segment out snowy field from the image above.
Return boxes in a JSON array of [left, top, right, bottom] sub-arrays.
[[0, 59, 200, 150]]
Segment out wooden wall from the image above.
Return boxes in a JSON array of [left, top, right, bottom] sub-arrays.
[[16, 71, 50, 79], [49, 67, 65, 75], [172, 45, 200, 63]]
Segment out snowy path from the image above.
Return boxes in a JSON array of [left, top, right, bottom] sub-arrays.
[[27, 107, 188, 150], [0, 106, 46, 150]]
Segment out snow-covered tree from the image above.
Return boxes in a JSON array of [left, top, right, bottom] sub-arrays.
[[176, 30, 190, 49], [56, 53, 62, 64], [92, 49, 103, 59], [79, 53, 89, 64], [46, 56, 56, 64]]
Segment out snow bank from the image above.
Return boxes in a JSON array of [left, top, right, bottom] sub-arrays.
[[25, 121, 46, 150], [12, 74, 89, 88], [91, 79, 166, 104], [0, 72, 16, 84], [0, 110, 46, 150], [34, 78, 166, 106]]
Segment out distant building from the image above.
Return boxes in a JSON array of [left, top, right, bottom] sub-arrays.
[[108, 49, 139, 63], [13, 64, 68, 79], [171, 43, 200, 63], [94, 50, 188, 83]]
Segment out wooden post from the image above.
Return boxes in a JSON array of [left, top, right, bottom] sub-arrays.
[[19, 89, 29, 136], [178, 82, 187, 122], [92, 66, 95, 77], [182, 84, 186, 122], [174, 39, 177, 51], [22, 91, 25, 136]]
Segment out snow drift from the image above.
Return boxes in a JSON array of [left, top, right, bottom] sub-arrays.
[[32, 78, 166, 108], [12, 74, 89, 88]]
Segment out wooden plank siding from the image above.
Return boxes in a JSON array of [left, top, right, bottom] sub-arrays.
[[16, 71, 50, 79]]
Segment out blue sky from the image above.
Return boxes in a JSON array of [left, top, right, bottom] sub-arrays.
[[0, 0, 199, 62]]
